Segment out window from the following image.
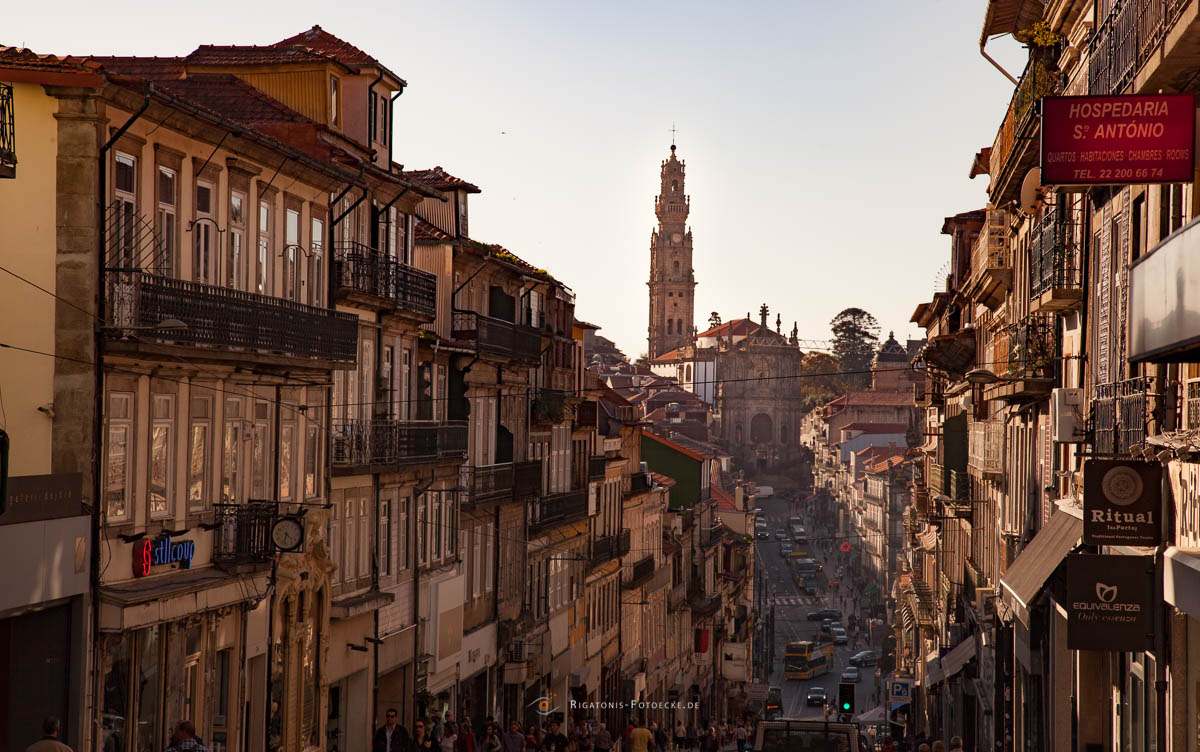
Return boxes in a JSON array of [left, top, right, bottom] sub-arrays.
[[435, 364, 447, 422], [112, 154, 138, 269], [309, 217, 324, 306], [417, 493, 427, 565], [432, 494, 442, 560], [188, 395, 212, 512], [228, 191, 246, 290], [673, 260, 680, 273], [251, 400, 271, 499], [380, 499, 392, 577], [344, 498, 356, 582], [1160, 183, 1187, 240], [157, 167, 178, 278], [668, 319, 673, 335], [360, 340, 375, 422], [329, 500, 341, 583], [330, 76, 340, 128], [472, 525, 482, 598], [446, 493, 456, 558], [305, 420, 320, 498], [279, 423, 295, 500], [398, 213, 410, 264], [359, 497, 370, 578], [222, 398, 242, 503], [399, 349, 411, 420], [484, 523, 494, 592], [193, 182, 216, 284], [214, 648, 231, 728], [378, 93, 388, 145], [387, 206, 398, 257], [399, 497, 410, 570], [106, 392, 134, 520], [257, 201, 272, 295], [150, 395, 175, 519], [381, 345, 395, 419], [285, 208, 301, 300]]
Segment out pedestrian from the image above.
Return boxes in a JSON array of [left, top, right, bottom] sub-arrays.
[[917, 745, 930, 752], [652, 722, 669, 752], [673, 721, 686, 751], [483, 724, 504, 752], [413, 719, 436, 752], [734, 723, 747, 752], [164, 721, 210, 752], [698, 728, 718, 752], [375, 708, 411, 752], [931, 742, 945, 752], [686, 722, 698, 752], [629, 720, 654, 752], [948, 738, 964, 751], [593, 722, 612, 752], [25, 717, 72, 752], [441, 723, 459, 752], [541, 721, 568, 752], [501, 723, 525, 752], [458, 721, 477, 752]]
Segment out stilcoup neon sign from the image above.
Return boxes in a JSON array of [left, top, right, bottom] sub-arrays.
[[132, 534, 195, 577]]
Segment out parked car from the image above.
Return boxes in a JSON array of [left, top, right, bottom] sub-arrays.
[[807, 608, 842, 622], [780, 542, 794, 558], [841, 666, 860, 682], [849, 650, 878, 667], [805, 686, 828, 707], [832, 627, 848, 645], [756, 529, 769, 539], [774, 530, 787, 540]]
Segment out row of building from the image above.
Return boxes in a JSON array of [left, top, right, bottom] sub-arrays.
[[0, 29, 755, 752], [819, 0, 1200, 748]]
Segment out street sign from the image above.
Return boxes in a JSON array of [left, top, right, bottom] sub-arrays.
[[746, 683, 769, 702], [888, 678, 911, 704], [1083, 459, 1163, 546], [1066, 553, 1156, 651]]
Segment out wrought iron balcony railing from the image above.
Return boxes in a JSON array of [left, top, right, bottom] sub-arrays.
[[333, 241, 436, 318], [0, 83, 14, 179], [213, 501, 276, 567], [625, 471, 653, 497], [106, 270, 358, 363], [966, 210, 1011, 308], [574, 400, 598, 430], [592, 533, 617, 566], [1089, 0, 1190, 96], [1030, 202, 1083, 311], [463, 462, 516, 504], [452, 311, 541, 363], [332, 420, 467, 467], [528, 488, 589, 533], [948, 469, 970, 504], [531, 388, 569, 424], [1092, 377, 1151, 456], [624, 554, 656, 589], [1003, 316, 1055, 378], [928, 461, 945, 497], [990, 57, 1060, 202]]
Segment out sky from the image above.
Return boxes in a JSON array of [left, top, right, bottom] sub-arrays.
[[12, 0, 1029, 359]]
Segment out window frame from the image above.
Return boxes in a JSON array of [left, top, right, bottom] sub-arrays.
[[106, 392, 135, 522], [148, 394, 176, 520], [157, 166, 178, 278], [187, 394, 212, 513], [228, 190, 246, 291], [194, 180, 216, 285], [256, 199, 273, 296]]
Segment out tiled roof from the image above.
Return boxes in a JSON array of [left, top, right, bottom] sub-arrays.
[[713, 486, 737, 511], [0, 47, 102, 83], [90, 56, 184, 80], [185, 44, 351, 70], [697, 318, 759, 339], [402, 166, 481, 193], [644, 430, 708, 462], [649, 472, 675, 488], [462, 238, 555, 281], [155, 75, 313, 125], [841, 422, 909, 434], [414, 219, 454, 242], [272, 25, 405, 84]]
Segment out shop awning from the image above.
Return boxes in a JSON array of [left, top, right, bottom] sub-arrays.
[[980, 0, 1044, 42], [1165, 548, 1200, 621], [99, 566, 270, 631], [940, 638, 977, 680], [331, 588, 394, 620], [999, 509, 1082, 625], [855, 705, 886, 724], [926, 656, 944, 686]]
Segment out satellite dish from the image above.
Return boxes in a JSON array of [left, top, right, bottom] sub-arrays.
[[1019, 167, 1042, 215]]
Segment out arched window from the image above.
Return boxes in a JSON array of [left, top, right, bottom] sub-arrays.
[[735, 424, 744, 443], [686, 365, 692, 382], [667, 319, 673, 335], [673, 261, 680, 273], [751, 413, 773, 443], [677, 319, 684, 336], [671, 180, 678, 192]]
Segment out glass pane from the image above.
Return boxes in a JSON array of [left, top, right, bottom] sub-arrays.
[[286, 209, 300, 246], [115, 155, 135, 194], [230, 194, 244, 224], [279, 425, 294, 500], [229, 231, 242, 289], [107, 425, 129, 518], [136, 626, 161, 752], [197, 184, 212, 214], [150, 424, 171, 516], [102, 633, 132, 752], [188, 424, 208, 509], [222, 423, 240, 503], [252, 424, 267, 499], [305, 424, 318, 498], [158, 169, 175, 206]]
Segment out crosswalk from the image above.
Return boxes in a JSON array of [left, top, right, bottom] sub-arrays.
[[770, 594, 820, 607]]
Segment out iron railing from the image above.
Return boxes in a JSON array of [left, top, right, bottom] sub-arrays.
[[1092, 377, 1152, 456], [948, 469, 970, 503], [626, 472, 652, 496], [991, 57, 1061, 185], [106, 271, 358, 362], [929, 462, 946, 496], [333, 241, 437, 318], [1089, 0, 1191, 95], [1004, 316, 1056, 377], [528, 488, 588, 533], [1030, 203, 1082, 301], [592, 533, 618, 565], [463, 462, 516, 504], [213, 501, 276, 566], [452, 311, 541, 363], [332, 420, 467, 466], [0, 82, 14, 178], [624, 554, 656, 589], [575, 400, 598, 430]]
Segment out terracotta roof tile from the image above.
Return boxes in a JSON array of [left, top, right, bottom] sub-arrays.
[[185, 44, 350, 70], [90, 56, 184, 79], [650, 346, 686, 364], [697, 318, 759, 339], [0, 46, 101, 80], [841, 422, 909, 434], [402, 166, 481, 193], [272, 25, 405, 83], [844, 391, 915, 407], [156, 75, 313, 125], [414, 219, 454, 242]]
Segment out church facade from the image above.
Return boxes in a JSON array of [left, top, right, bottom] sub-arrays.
[[646, 144, 696, 359]]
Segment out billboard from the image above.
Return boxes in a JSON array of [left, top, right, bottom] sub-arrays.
[[1041, 94, 1195, 185], [1066, 554, 1155, 652], [1083, 459, 1163, 546]]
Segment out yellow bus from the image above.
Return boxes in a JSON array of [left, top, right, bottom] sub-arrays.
[[783, 640, 834, 680]]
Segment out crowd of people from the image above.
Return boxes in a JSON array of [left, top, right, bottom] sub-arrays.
[[374, 713, 754, 752]]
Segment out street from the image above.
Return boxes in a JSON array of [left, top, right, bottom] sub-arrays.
[[755, 491, 880, 721]]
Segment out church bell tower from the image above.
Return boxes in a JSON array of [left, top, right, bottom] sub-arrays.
[[647, 142, 696, 359]]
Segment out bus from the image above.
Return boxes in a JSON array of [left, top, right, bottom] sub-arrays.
[[783, 640, 834, 680], [791, 557, 822, 591], [764, 686, 783, 720]]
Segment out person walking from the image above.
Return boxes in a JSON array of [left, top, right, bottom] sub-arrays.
[[593, 722, 612, 752], [673, 721, 686, 751], [685, 722, 698, 752], [734, 723, 747, 752], [375, 708, 411, 752], [164, 721, 210, 752], [413, 720, 437, 752], [25, 717, 72, 752], [947, 738, 964, 751], [629, 720, 654, 752], [930, 741, 945, 752], [652, 722, 668, 752], [441, 723, 460, 752], [540, 721, 568, 752], [482, 724, 503, 752], [698, 728, 718, 752], [501, 723, 525, 752], [458, 721, 477, 752]]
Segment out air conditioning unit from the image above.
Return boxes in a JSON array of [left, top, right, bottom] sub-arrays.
[[1051, 388, 1086, 443], [509, 639, 527, 662]]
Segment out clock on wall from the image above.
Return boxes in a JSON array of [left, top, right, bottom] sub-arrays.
[[671, 233, 682, 244], [271, 516, 305, 552]]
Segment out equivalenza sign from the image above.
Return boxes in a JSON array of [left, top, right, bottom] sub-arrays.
[[1066, 554, 1155, 652], [1083, 459, 1163, 546], [1041, 94, 1195, 185]]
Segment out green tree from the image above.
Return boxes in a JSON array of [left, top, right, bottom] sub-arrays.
[[830, 307, 880, 389], [798, 351, 845, 411]]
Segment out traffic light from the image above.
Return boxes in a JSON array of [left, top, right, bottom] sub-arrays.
[[837, 681, 856, 715]]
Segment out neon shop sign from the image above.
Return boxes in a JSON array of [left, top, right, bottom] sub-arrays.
[[132, 534, 195, 577]]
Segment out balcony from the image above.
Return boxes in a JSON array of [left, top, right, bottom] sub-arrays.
[[213, 501, 276, 568], [947, 470, 971, 518], [463, 462, 516, 504], [452, 311, 541, 364], [1092, 377, 1151, 457], [0, 82, 13, 179], [1029, 203, 1083, 313], [929, 461, 945, 497], [1088, 0, 1192, 96], [332, 420, 466, 470], [689, 588, 721, 617], [575, 400, 598, 430], [965, 210, 1011, 309], [514, 460, 542, 500], [625, 471, 652, 497], [591, 531, 628, 567], [989, 57, 1060, 204], [968, 419, 1004, 479], [531, 388, 569, 425], [333, 241, 436, 319], [528, 488, 589, 533], [106, 270, 357, 364], [587, 455, 606, 481], [914, 379, 944, 408], [984, 317, 1055, 403], [624, 554, 656, 589]]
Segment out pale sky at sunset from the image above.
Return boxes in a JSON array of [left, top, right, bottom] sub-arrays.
[[13, 0, 1028, 358]]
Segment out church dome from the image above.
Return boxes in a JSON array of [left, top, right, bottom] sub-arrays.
[[875, 331, 908, 363]]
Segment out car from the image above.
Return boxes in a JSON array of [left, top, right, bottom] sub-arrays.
[[807, 608, 842, 622], [805, 686, 828, 706], [849, 650, 878, 667], [774, 530, 787, 540], [841, 666, 860, 682], [756, 529, 769, 539], [780, 542, 794, 558], [832, 627, 848, 645]]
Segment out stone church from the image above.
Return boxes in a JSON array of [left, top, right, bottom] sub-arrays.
[[646, 143, 696, 359]]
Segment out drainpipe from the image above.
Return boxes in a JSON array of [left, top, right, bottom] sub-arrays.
[[366, 70, 384, 159], [387, 86, 404, 174], [93, 84, 150, 750], [980, 36, 1020, 85]]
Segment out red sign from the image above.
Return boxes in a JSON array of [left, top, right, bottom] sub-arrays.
[[1041, 94, 1195, 184]]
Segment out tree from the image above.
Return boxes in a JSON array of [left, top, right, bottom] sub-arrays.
[[830, 307, 880, 389], [798, 351, 845, 411]]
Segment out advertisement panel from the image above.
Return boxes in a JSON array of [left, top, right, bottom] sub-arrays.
[[1083, 459, 1162, 546], [1066, 554, 1155, 651], [1041, 94, 1195, 184]]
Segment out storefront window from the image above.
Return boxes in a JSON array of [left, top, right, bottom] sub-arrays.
[[136, 625, 161, 752], [102, 633, 132, 752]]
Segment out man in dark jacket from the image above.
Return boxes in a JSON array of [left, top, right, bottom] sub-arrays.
[[375, 709, 410, 752]]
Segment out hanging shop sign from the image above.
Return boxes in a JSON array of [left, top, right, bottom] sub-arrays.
[[1083, 459, 1162, 546], [1041, 94, 1195, 185], [132, 534, 195, 577], [1066, 553, 1155, 651]]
